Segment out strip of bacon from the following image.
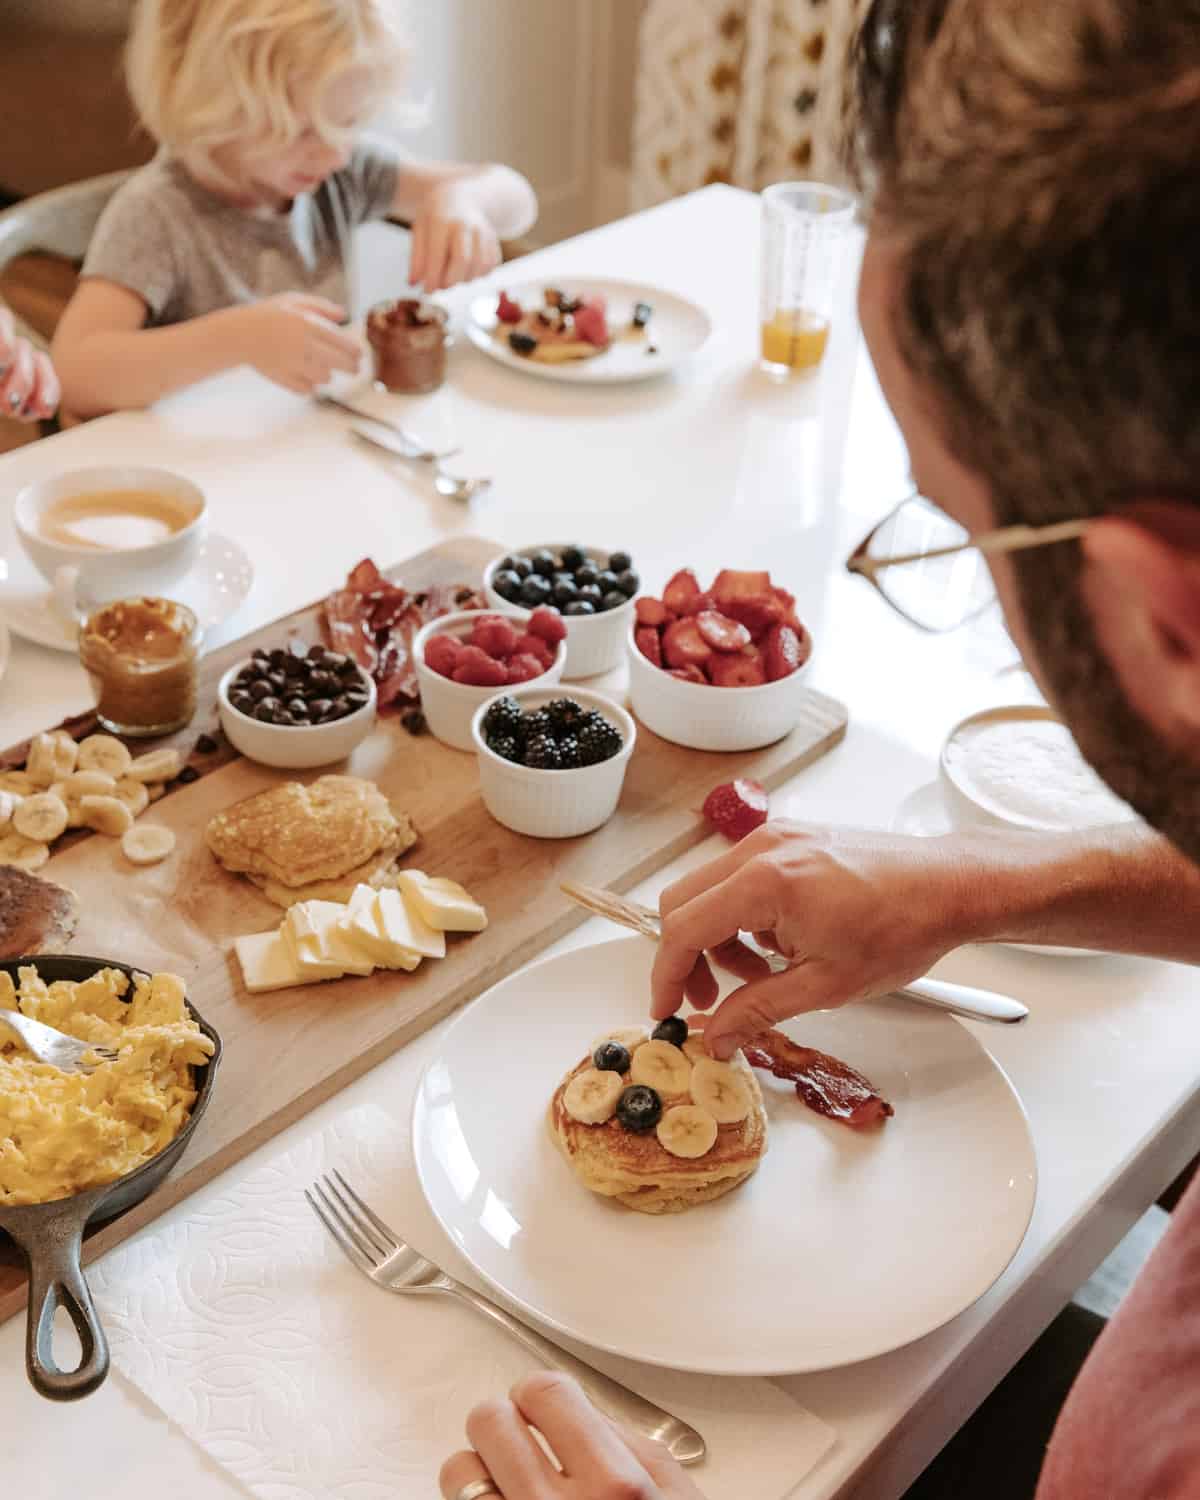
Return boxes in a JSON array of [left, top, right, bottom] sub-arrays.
[[742, 1028, 894, 1129]]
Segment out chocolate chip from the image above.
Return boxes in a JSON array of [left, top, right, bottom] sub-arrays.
[[268, 648, 287, 669], [268, 671, 287, 694], [272, 709, 295, 725], [309, 698, 332, 720], [401, 708, 427, 736], [307, 643, 326, 660], [286, 697, 307, 718], [254, 698, 279, 721], [177, 764, 200, 784], [330, 696, 350, 718], [194, 733, 219, 754], [231, 692, 254, 714], [249, 680, 271, 702], [252, 649, 270, 667], [308, 669, 335, 694]]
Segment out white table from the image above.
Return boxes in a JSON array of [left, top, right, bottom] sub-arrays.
[[2, 186, 1198, 1499]]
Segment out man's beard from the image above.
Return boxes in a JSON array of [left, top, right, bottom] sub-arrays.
[[1015, 547, 1200, 860]]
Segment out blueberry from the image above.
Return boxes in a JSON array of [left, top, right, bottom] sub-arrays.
[[529, 548, 558, 576], [616, 1085, 662, 1134], [651, 1016, 689, 1048], [575, 563, 599, 587], [595, 569, 619, 595], [601, 590, 628, 613], [520, 574, 553, 606], [561, 545, 587, 571], [563, 599, 596, 617], [609, 550, 633, 573], [616, 568, 640, 597], [511, 555, 534, 579], [593, 1040, 632, 1073], [509, 331, 538, 355], [578, 583, 603, 608], [493, 568, 523, 602], [553, 578, 580, 607]]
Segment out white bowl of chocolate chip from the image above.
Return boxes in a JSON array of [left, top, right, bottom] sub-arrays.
[[217, 642, 376, 769]]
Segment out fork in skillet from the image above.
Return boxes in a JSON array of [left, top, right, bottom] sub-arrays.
[[0, 1010, 118, 1074]]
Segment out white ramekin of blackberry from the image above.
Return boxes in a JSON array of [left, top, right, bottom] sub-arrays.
[[483, 544, 639, 680], [470, 686, 636, 838]]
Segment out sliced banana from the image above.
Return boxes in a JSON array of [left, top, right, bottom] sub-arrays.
[[630, 1039, 693, 1097], [79, 794, 134, 838], [25, 733, 61, 787], [121, 823, 176, 867], [682, 1033, 711, 1065], [0, 789, 19, 828], [145, 781, 166, 803], [76, 734, 132, 777], [126, 748, 182, 784], [0, 831, 50, 872], [656, 1104, 718, 1160], [51, 731, 79, 775], [690, 1057, 753, 1124], [0, 770, 35, 797], [65, 769, 118, 799], [13, 792, 69, 844], [590, 1026, 648, 1058], [113, 777, 150, 818], [563, 1067, 624, 1125]]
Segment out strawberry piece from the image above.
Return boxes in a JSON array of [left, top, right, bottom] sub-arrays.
[[635, 627, 663, 668], [668, 665, 707, 684], [678, 590, 716, 618], [662, 568, 702, 615], [763, 622, 811, 681], [771, 586, 804, 631], [720, 594, 785, 640], [513, 631, 553, 668], [422, 632, 463, 679], [702, 778, 769, 841], [505, 652, 547, 684], [471, 615, 520, 659], [497, 291, 523, 324], [634, 596, 671, 628], [707, 649, 767, 688], [695, 610, 752, 653], [452, 645, 508, 687], [581, 293, 608, 315], [573, 304, 609, 347], [662, 618, 713, 671], [527, 605, 567, 645], [712, 569, 773, 603]]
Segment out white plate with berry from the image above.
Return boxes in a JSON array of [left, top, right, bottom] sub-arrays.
[[466, 278, 713, 385], [413, 935, 1037, 1375]]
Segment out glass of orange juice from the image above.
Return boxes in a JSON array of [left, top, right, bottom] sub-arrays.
[[760, 181, 856, 377]]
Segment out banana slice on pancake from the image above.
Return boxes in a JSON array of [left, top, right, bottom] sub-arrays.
[[630, 1039, 692, 1096], [691, 1057, 753, 1124], [657, 1104, 719, 1160], [564, 1067, 624, 1125]]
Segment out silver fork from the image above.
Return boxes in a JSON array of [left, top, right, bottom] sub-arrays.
[[0, 1010, 118, 1073], [306, 1170, 706, 1467]]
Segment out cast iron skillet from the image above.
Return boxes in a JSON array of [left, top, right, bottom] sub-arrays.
[[0, 955, 222, 1400]]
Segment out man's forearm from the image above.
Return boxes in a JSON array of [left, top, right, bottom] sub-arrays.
[[945, 824, 1200, 963], [53, 308, 249, 418]]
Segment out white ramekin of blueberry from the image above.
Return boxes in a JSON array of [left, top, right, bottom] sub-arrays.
[[470, 687, 636, 838], [483, 543, 639, 680]]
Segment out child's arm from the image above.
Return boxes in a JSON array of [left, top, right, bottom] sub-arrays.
[[393, 161, 539, 293], [52, 282, 363, 420]]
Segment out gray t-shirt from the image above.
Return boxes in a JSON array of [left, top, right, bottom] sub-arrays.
[[81, 145, 401, 326]]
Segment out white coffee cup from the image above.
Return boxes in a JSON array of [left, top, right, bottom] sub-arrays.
[[13, 465, 207, 619]]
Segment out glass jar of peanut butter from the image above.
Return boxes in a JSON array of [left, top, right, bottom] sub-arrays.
[[366, 298, 448, 394], [78, 596, 200, 737]]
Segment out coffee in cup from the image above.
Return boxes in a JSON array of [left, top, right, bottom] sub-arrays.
[[35, 489, 196, 552]]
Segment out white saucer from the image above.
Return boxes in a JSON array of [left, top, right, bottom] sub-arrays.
[[0, 531, 255, 653], [892, 781, 1098, 959]]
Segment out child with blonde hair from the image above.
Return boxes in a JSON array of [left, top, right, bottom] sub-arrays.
[[52, 0, 537, 419]]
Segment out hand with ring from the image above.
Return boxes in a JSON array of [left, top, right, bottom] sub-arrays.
[[439, 1372, 707, 1499]]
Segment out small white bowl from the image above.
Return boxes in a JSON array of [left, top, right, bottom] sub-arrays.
[[470, 686, 636, 838], [625, 625, 810, 751], [483, 544, 636, 680], [217, 658, 376, 769], [414, 611, 566, 752]]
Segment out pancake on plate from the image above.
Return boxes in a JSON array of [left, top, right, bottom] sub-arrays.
[[494, 287, 612, 364], [205, 774, 417, 908], [548, 1022, 767, 1215]]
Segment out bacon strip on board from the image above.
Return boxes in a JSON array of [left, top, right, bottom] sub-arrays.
[[742, 1028, 894, 1130]]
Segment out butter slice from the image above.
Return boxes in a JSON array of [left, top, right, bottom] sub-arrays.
[[376, 887, 446, 960], [396, 870, 488, 933], [284, 902, 347, 979], [344, 884, 423, 971], [234, 930, 308, 993], [287, 899, 374, 978]]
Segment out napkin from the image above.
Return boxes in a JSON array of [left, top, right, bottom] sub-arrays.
[[89, 1104, 835, 1500]]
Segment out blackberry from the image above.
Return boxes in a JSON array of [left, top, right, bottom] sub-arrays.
[[487, 733, 522, 763], [482, 695, 524, 739], [523, 707, 554, 742], [557, 735, 582, 769], [545, 698, 585, 734], [523, 733, 562, 769], [577, 718, 622, 766]]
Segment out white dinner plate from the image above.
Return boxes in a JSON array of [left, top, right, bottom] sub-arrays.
[[465, 278, 713, 385], [0, 522, 255, 653], [413, 936, 1037, 1376]]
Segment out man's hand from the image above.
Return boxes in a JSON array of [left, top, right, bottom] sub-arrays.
[[0, 306, 60, 421], [440, 1372, 707, 1500], [410, 182, 502, 292], [650, 823, 977, 1059], [230, 293, 362, 394]]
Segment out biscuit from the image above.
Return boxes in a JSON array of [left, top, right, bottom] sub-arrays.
[[0, 866, 78, 960]]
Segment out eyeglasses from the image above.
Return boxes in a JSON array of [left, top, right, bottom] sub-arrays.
[[845, 491, 1091, 633]]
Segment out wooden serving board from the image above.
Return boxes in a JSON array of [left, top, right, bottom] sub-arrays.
[[0, 536, 847, 1321]]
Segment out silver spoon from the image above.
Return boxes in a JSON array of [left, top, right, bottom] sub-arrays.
[[352, 424, 492, 501]]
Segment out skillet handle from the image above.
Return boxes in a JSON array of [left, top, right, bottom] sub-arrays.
[[18, 1199, 110, 1400]]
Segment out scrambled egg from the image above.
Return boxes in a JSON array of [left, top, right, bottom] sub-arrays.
[[0, 966, 215, 1207]]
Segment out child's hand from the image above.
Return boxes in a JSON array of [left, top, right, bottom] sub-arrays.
[[233, 293, 362, 394], [409, 183, 503, 292], [0, 305, 60, 422]]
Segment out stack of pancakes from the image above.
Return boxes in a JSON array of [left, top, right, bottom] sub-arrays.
[[205, 774, 417, 908], [549, 1030, 768, 1216]]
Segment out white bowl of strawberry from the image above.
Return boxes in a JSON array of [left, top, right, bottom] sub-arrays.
[[626, 568, 812, 751], [413, 608, 567, 751]]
